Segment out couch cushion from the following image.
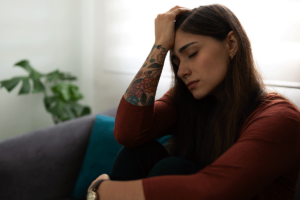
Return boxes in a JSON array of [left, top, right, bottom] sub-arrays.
[[72, 114, 118, 199], [72, 114, 171, 199]]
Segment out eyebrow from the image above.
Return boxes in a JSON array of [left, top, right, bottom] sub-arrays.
[[179, 41, 198, 53], [172, 41, 198, 58]]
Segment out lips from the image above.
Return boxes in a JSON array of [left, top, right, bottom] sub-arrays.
[[186, 80, 199, 87]]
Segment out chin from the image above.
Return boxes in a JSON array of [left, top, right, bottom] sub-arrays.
[[192, 87, 215, 100], [191, 89, 206, 100]]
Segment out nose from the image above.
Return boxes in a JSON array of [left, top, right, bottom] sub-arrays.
[[177, 64, 190, 79]]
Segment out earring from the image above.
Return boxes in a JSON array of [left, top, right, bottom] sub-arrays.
[[231, 55, 233, 60]]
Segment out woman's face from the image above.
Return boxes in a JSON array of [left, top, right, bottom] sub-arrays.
[[171, 30, 236, 101]]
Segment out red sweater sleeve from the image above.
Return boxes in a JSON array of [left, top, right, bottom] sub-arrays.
[[141, 100, 300, 200], [114, 89, 177, 147]]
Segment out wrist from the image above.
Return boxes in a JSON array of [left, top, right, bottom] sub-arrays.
[[153, 42, 171, 51], [87, 179, 108, 200], [96, 179, 108, 194]]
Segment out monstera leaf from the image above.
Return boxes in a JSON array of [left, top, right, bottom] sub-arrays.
[[1, 59, 91, 124], [44, 95, 91, 123], [51, 83, 83, 102], [0, 60, 45, 94], [46, 69, 76, 83], [15, 60, 45, 93], [0, 77, 22, 92], [44, 82, 90, 123], [19, 78, 31, 94]]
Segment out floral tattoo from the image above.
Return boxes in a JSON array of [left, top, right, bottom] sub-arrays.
[[125, 45, 165, 106]]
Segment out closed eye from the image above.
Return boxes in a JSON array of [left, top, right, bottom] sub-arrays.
[[189, 51, 198, 58], [172, 51, 198, 66]]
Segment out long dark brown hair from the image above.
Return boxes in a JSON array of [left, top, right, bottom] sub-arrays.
[[166, 4, 295, 169]]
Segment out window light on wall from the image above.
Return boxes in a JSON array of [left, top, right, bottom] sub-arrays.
[[100, 0, 300, 86]]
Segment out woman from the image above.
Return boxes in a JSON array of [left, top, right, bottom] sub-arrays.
[[87, 4, 300, 200]]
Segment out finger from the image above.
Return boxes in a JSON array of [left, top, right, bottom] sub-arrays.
[[168, 5, 187, 12], [172, 7, 190, 17], [168, 5, 180, 12], [175, 13, 185, 20]]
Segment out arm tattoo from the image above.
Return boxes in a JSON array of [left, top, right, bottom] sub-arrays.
[[125, 44, 166, 106]]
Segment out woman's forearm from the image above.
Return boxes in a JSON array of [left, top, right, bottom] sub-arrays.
[[97, 179, 146, 200], [124, 44, 168, 106]]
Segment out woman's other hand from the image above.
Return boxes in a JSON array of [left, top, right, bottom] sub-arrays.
[[154, 5, 190, 50]]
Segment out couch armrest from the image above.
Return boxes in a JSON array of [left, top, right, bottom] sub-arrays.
[[0, 114, 96, 200]]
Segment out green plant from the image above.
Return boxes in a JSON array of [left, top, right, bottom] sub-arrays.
[[0, 60, 91, 124]]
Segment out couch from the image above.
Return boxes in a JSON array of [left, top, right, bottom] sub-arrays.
[[1, 86, 300, 200], [0, 107, 118, 200]]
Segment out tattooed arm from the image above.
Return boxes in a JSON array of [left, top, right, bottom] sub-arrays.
[[123, 44, 168, 106]]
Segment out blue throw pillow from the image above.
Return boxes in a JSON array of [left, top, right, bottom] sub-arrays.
[[72, 114, 171, 199]]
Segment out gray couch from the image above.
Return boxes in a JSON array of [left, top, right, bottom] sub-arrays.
[[1, 87, 300, 200], [0, 107, 118, 200]]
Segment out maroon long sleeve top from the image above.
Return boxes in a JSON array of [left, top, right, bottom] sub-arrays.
[[114, 89, 300, 200]]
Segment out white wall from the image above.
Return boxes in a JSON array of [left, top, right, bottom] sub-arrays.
[[0, 0, 94, 141], [92, 0, 300, 113], [1, 0, 300, 142], [92, 0, 176, 115]]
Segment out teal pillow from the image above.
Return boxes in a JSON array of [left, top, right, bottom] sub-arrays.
[[72, 114, 171, 199]]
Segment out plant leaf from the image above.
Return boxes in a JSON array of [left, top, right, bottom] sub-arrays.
[[30, 70, 43, 79], [44, 96, 60, 111], [19, 78, 31, 94], [32, 78, 45, 93], [55, 103, 76, 122], [44, 96, 76, 122], [45, 95, 91, 123], [15, 60, 44, 79], [45, 70, 60, 83], [70, 85, 83, 101], [58, 109, 71, 121], [70, 102, 84, 116], [48, 100, 65, 119], [59, 72, 77, 81], [14, 60, 33, 74], [81, 106, 91, 116], [51, 83, 71, 101], [0, 77, 21, 92], [69, 101, 91, 116], [63, 104, 76, 119]]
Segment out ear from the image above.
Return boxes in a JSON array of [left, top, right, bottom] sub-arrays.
[[226, 31, 238, 56]]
